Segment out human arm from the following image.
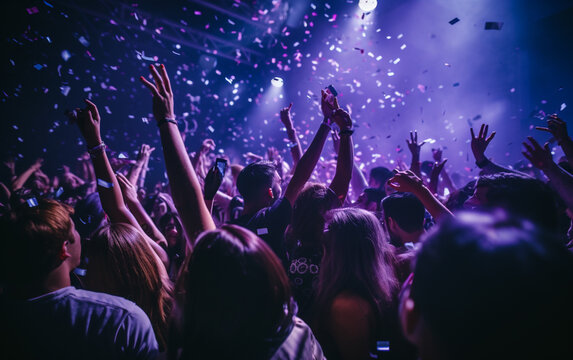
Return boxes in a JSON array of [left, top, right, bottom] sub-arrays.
[[332, 130, 368, 199], [191, 139, 215, 179], [11, 158, 43, 191], [470, 123, 521, 175], [536, 114, 573, 169], [523, 136, 573, 211], [406, 131, 425, 178], [117, 172, 168, 249], [328, 109, 354, 203], [140, 64, 216, 240], [280, 103, 303, 170], [127, 144, 155, 186], [283, 89, 336, 205], [428, 159, 447, 196], [388, 170, 454, 221]]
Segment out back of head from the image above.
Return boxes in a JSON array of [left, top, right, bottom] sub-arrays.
[[0, 198, 75, 287], [286, 183, 338, 249], [369, 166, 393, 189], [382, 192, 425, 233], [318, 208, 398, 315], [85, 223, 172, 348], [410, 211, 573, 360], [363, 187, 385, 211], [476, 172, 559, 229], [236, 161, 277, 203], [73, 192, 105, 240], [181, 225, 295, 359]]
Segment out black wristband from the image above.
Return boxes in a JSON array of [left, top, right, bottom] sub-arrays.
[[475, 158, 491, 169], [157, 118, 178, 127], [339, 128, 354, 136]]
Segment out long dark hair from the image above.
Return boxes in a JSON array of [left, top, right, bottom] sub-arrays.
[[315, 208, 398, 320], [284, 183, 339, 252], [180, 225, 296, 359]]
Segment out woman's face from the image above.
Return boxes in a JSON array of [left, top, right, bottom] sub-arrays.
[[165, 218, 180, 247]]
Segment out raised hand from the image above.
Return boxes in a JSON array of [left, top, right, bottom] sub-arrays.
[[331, 108, 352, 130], [137, 144, 155, 162], [31, 158, 44, 172], [203, 165, 223, 201], [470, 124, 496, 164], [430, 159, 447, 179], [200, 139, 216, 155], [432, 148, 443, 162], [70, 99, 102, 147], [280, 103, 294, 131], [139, 64, 175, 121], [387, 170, 426, 194], [116, 172, 139, 204], [536, 114, 569, 144], [406, 131, 425, 158], [522, 137, 554, 170], [321, 88, 340, 121]]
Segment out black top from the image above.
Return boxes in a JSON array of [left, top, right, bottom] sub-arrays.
[[230, 197, 292, 265]]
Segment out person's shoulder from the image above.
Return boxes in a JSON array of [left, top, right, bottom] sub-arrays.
[[68, 288, 146, 316]]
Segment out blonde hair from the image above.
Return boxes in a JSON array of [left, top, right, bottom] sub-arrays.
[[86, 223, 173, 350]]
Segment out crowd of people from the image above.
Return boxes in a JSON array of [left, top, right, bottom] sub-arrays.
[[1, 64, 572, 360]]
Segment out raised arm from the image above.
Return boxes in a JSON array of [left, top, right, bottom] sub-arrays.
[[283, 89, 336, 205], [536, 114, 573, 169], [140, 64, 215, 240], [471, 124, 522, 175], [72, 100, 137, 225], [128, 144, 155, 186], [203, 164, 223, 214], [523, 136, 573, 210], [406, 131, 425, 178], [11, 158, 43, 191], [280, 103, 303, 170], [388, 170, 454, 221], [117, 172, 168, 247], [328, 109, 354, 203], [332, 130, 367, 201]]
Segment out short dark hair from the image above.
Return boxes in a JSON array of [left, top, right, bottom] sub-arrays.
[[363, 187, 385, 211], [475, 172, 559, 229], [369, 166, 393, 188], [0, 199, 75, 285], [236, 161, 276, 202], [411, 212, 573, 360], [382, 192, 425, 233]]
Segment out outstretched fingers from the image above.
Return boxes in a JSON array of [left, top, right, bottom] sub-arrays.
[[158, 64, 172, 94], [149, 65, 166, 95], [139, 76, 160, 97]]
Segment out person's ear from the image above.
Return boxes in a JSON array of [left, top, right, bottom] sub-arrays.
[[59, 241, 72, 261]]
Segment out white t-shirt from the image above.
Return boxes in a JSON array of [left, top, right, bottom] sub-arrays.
[[1, 286, 159, 360]]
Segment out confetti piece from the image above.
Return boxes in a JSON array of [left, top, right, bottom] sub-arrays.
[[561, 103, 567, 111], [449, 17, 460, 25], [484, 22, 503, 30], [27, 198, 39, 208], [97, 179, 114, 188], [34, 64, 44, 70]]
